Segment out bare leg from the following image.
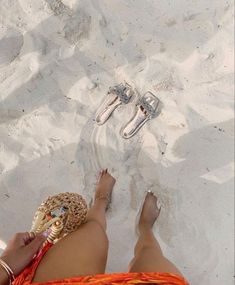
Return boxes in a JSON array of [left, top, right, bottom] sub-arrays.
[[129, 192, 183, 276], [33, 170, 116, 282]]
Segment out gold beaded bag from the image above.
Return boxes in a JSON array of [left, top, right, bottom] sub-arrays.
[[30, 192, 88, 243]]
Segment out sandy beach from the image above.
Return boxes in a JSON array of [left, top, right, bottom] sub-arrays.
[[0, 0, 234, 284]]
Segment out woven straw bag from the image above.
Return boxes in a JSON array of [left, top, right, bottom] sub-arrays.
[[30, 192, 88, 243]]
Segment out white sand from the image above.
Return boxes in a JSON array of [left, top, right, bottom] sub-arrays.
[[0, 0, 234, 284]]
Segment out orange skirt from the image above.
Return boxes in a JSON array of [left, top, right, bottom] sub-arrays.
[[14, 243, 189, 285]]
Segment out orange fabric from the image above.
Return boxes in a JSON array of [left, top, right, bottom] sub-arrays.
[[14, 242, 189, 285]]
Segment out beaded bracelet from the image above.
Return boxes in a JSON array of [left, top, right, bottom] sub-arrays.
[[0, 259, 15, 285]]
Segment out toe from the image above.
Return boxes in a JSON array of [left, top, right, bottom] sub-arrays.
[[98, 170, 104, 182], [156, 199, 161, 208], [145, 192, 159, 210], [146, 191, 156, 201]]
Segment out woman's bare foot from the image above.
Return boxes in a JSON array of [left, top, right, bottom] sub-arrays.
[[138, 191, 161, 232], [95, 169, 116, 210]]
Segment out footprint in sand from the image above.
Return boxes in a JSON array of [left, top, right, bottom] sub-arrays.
[[46, 0, 91, 45], [63, 12, 91, 45], [0, 28, 23, 66]]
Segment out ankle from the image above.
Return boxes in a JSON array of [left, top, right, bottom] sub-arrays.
[[138, 222, 153, 233], [94, 198, 108, 209]]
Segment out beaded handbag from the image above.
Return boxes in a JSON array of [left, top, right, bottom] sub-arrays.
[[30, 192, 88, 243]]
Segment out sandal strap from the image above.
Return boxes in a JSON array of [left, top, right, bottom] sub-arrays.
[[137, 92, 159, 117], [109, 83, 133, 104]]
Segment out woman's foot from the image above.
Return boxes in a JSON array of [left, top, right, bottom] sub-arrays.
[[138, 191, 161, 232], [95, 169, 116, 210]]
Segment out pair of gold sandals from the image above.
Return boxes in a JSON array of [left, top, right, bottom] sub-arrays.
[[95, 82, 160, 139]]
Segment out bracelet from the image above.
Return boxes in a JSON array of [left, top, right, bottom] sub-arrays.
[[0, 259, 15, 285], [95, 193, 111, 202]]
